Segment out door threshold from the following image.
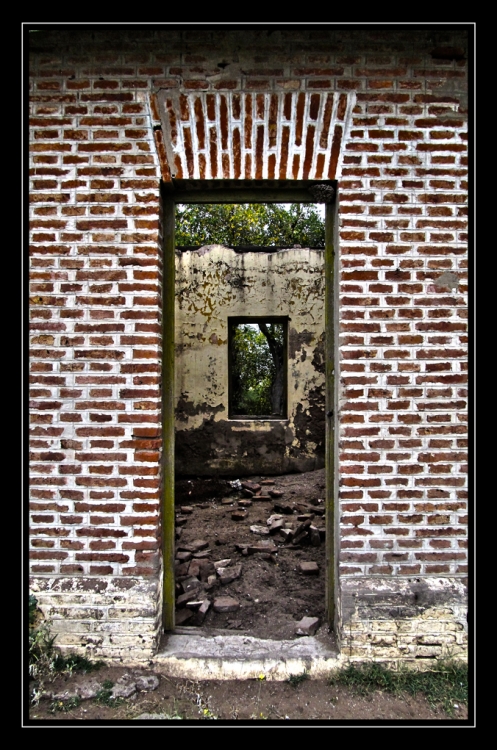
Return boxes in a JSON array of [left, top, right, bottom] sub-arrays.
[[152, 627, 341, 680]]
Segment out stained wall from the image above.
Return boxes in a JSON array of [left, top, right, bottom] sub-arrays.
[[175, 245, 326, 476]]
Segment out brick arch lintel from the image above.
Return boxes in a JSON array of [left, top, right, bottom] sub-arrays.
[[151, 89, 356, 185]]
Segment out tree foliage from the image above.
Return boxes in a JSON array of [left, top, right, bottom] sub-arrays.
[[231, 323, 285, 416], [176, 203, 325, 248], [177, 202, 321, 417]]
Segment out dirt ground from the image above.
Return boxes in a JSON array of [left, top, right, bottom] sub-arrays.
[[28, 664, 469, 724], [27, 468, 471, 725], [173, 468, 327, 638]]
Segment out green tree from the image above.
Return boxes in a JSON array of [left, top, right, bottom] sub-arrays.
[[176, 203, 324, 248], [231, 323, 285, 416], [177, 203, 322, 417]]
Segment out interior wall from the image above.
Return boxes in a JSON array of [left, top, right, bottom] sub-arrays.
[[175, 245, 325, 476]]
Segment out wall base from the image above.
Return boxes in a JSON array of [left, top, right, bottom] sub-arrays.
[[339, 577, 468, 663], [29, 576, 162, 661], [29, 575, 468, 667]]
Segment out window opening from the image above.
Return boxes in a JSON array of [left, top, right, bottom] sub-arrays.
[[229, 317, 288, 419]]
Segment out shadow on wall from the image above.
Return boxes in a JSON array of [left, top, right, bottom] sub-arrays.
[[174, 245, 326, 477]]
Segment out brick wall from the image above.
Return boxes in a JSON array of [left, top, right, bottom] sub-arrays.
[[28, 27, 469, 662]]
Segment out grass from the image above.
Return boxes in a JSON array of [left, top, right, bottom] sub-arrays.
[[52, 652, 105, 675], [29, 595, 59, 702], [287, 670, 309, 688], [328, 660, 468, 716], [49, 696, 82, 714], [94, 680, 124, 708], [28, 594, 105, 705]]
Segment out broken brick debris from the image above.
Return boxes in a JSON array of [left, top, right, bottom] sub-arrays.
[[173, 473, 325, 634], [188, 559, 215, 581], [192, 549, 211, 558], [295, 616, 320, 636], [194, 599, 211, 624], [213, 596, 240, 613], [181, 576, 204, 594], [247, 542, 278, 555], [250, 524, 270, 535], [299, 561, 319, 575], [175, 550, 192, 562], [241, 481, 261, 493], [231, 510, 248, 521], [175, 561, 190, 578], [272, 500, 295, 514], [217, 563, 242, 585], [175, 608, 194, 625], [177, 539, 209, 552]]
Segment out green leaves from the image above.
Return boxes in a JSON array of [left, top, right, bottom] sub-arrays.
[[176, 203, 325, 248], [231, 324, 274, 415], [231, 322, 286, 417]]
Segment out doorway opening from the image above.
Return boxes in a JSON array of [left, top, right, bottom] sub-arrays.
[[162, 180, 337, 640]]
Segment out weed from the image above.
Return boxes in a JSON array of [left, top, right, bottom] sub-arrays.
[[195, 694, 217, 720], [49, 696, 82, 714], [395, 661, 468, 716], [29, 594, 39, 626], [329, 662, 395, 696], [193, 688, 217, 719], [29, 595, 106, 705], [94, 680, 125, 708], [161, 700, 185, 720], [29, 597, 58, 702], [328, 660, 468, 716], [287, 670, 309, 688], [53, 653, 105, 675]]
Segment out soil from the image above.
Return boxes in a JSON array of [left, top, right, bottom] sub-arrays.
[[27, 467, 471, 725], [173, 468, 327, 638], [28, 665, 469, 723]]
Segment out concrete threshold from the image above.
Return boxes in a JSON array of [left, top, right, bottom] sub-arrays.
[[152, 627, 341, 680]]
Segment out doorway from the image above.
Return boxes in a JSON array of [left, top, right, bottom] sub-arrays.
[[162, 180, 337, 637]]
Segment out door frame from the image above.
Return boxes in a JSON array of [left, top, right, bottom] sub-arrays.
[[161, 179, 338, 631]]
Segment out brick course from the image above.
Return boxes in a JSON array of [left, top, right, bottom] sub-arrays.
[[28, 26, 469, 663]]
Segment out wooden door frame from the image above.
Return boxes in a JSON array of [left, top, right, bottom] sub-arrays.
[[161, 179, 337, 631]]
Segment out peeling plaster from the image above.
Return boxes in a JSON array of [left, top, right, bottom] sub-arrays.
[[432, 271, 460, 292], [175, 246, 325, 476]]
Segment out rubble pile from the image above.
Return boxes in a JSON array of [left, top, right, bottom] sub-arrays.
[[174, 477, 325, 636]]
